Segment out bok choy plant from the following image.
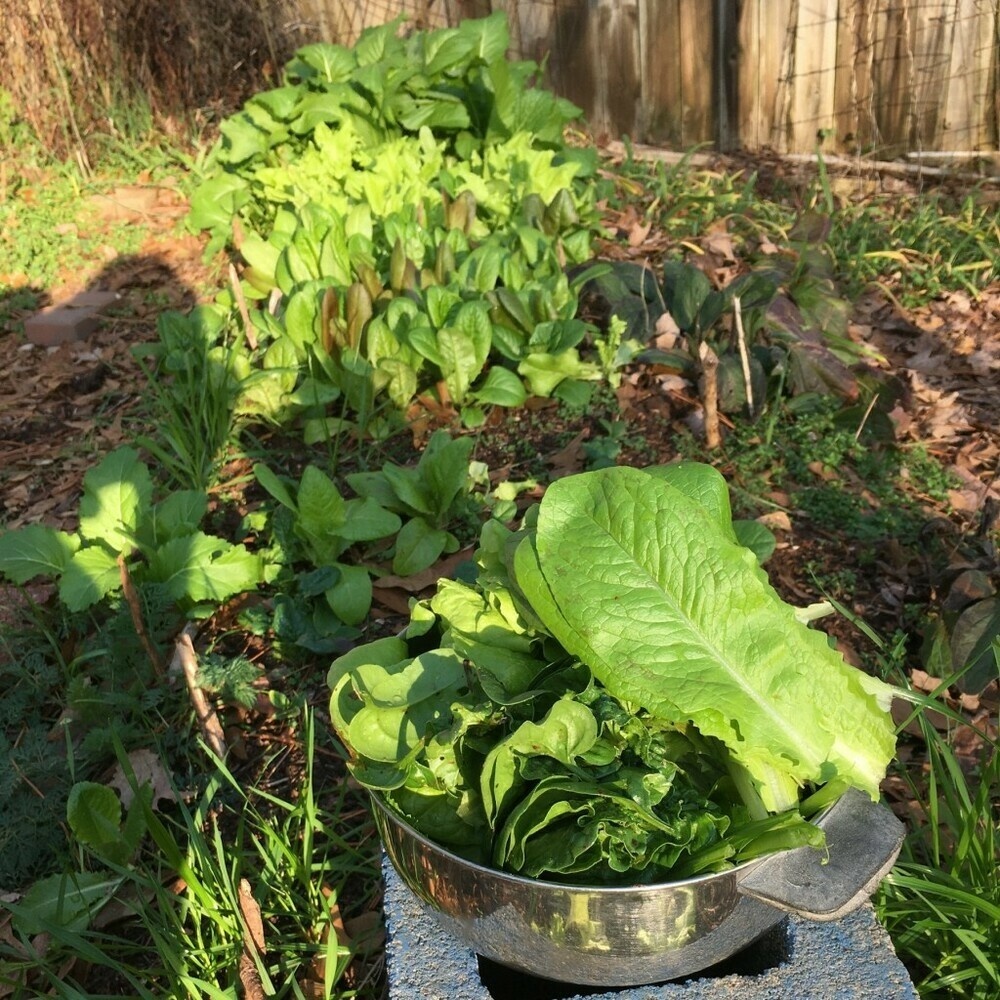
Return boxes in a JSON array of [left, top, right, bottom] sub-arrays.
[[328, 462, 898, 885]]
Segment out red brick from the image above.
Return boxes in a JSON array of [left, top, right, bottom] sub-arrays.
[[24, 290, 118, 347]]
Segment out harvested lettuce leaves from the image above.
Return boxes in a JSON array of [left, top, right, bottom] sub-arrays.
[[328, 462, 896, 884]]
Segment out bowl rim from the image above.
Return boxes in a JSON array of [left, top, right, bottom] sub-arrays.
[[370, 792, 772, 895]]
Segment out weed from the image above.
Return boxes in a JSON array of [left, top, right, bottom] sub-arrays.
[[877, 702, 1000, 998], [132, 308, 246, 493], [901, 444, 957, 503], [803, 560, 859, 601], [0, 586, 179, 890], [0, 707, 381, 998], [614, 155, 792, 247], [820, 190, 1000, 306], [195, 651, 260, 711], [719, 396, 953, 547], [580, 419, 625, 469]]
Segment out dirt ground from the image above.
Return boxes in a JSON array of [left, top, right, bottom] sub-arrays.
[[2, 151, 999, 773]]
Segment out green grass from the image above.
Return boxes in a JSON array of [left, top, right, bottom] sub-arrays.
[[611, 151, 1000, 310], [0, 704, 381, 998], [827, 193, 1000, 306], [0, 114, 199, 334], [714, 396, 956, 547], [0, 162, 143, 291], [877, 698, 1000, 999], [130, 310, 246, 493]]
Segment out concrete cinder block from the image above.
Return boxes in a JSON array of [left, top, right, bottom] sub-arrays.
[[383, 858, 918, 1000], [24, 290, 118, 347]]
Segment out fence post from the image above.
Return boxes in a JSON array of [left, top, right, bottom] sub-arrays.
[[714, 0, 740, 150]]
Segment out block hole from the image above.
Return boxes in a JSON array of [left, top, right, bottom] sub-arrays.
[[477, 919, 790, 998]]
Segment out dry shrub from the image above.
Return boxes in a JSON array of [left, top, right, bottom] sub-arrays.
[[0, 0, 455, 158]]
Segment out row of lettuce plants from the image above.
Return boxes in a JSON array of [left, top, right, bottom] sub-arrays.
[[188, 13, 620, 438]]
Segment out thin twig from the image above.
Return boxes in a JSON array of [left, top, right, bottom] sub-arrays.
[[853, 394, 880, 442], [173, 628, 227, 761], [229, 263, 258, 351], [698, 341, 722, 449], [117, 554, 165, 677], [733, 296, 755, 419], [10, 758, 46, 799], [601, 141, 1000, 185]]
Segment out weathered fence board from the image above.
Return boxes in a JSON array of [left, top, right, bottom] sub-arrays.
[[787, 0, 841, 149], [639, 0, 715, 147], [943, 0, 997, 148], [538, 0, 642, 141], [639, 0, 684, 146], [297, 0, 448, 46], [738, 0, 793, 150], [910, 0, 953, 149], [832, 0, 871, 150], [870, 0, 910, 153], [295, 0, 1000, 155]]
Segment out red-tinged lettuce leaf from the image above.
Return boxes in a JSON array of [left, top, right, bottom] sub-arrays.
[[514, 466, 896, 808]]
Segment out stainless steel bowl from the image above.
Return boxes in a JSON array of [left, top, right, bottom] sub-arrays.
[[372, 788, 903, 986]]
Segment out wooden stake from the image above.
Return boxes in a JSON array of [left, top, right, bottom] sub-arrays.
[[733, 296, 755, 419], [173, 627, 227, 761], [229, 263, 258, 351], [238, 878, 268, 1000], [698, 341, 722, 449]]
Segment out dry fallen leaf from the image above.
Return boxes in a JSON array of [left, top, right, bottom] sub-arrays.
[[756, 511, 792, 533], [108, 748, 177, 810], [546, 430, 588, 477], [909, 669, 944, 694], [372, 547, 475, 593]]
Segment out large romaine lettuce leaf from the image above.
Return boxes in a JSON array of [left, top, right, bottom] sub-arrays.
[[514, 465, 896, 810]]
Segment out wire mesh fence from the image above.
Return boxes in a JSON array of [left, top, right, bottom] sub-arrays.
[[2, 0, 996, 157], [312, 0, 999, 157]]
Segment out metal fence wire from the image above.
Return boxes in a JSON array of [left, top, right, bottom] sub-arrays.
[[301, 0, 1000, 156]]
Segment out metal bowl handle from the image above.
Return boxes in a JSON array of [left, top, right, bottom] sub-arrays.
[[736, 787, 904, 921]]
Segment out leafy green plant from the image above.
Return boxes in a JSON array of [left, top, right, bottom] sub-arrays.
[[184, 15, 615, 438], [1, 710, 378, 999], [347, 429, 476, 575], [230, 182, 601, 432], [582, 418, 630, 469], [190, 14, 585, 244], [133, 306, 250, 492], [329, 462, 896, 883], [922, 572, 1000, 698], [255, 459, 401, 626], [66, 781, 150, 868], [0, 446, 261, 612], [595, 251, 865, 418]]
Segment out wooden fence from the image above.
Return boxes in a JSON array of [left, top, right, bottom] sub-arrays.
[[308, 0, 1000, 156], [6, 0, 995, 156]]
